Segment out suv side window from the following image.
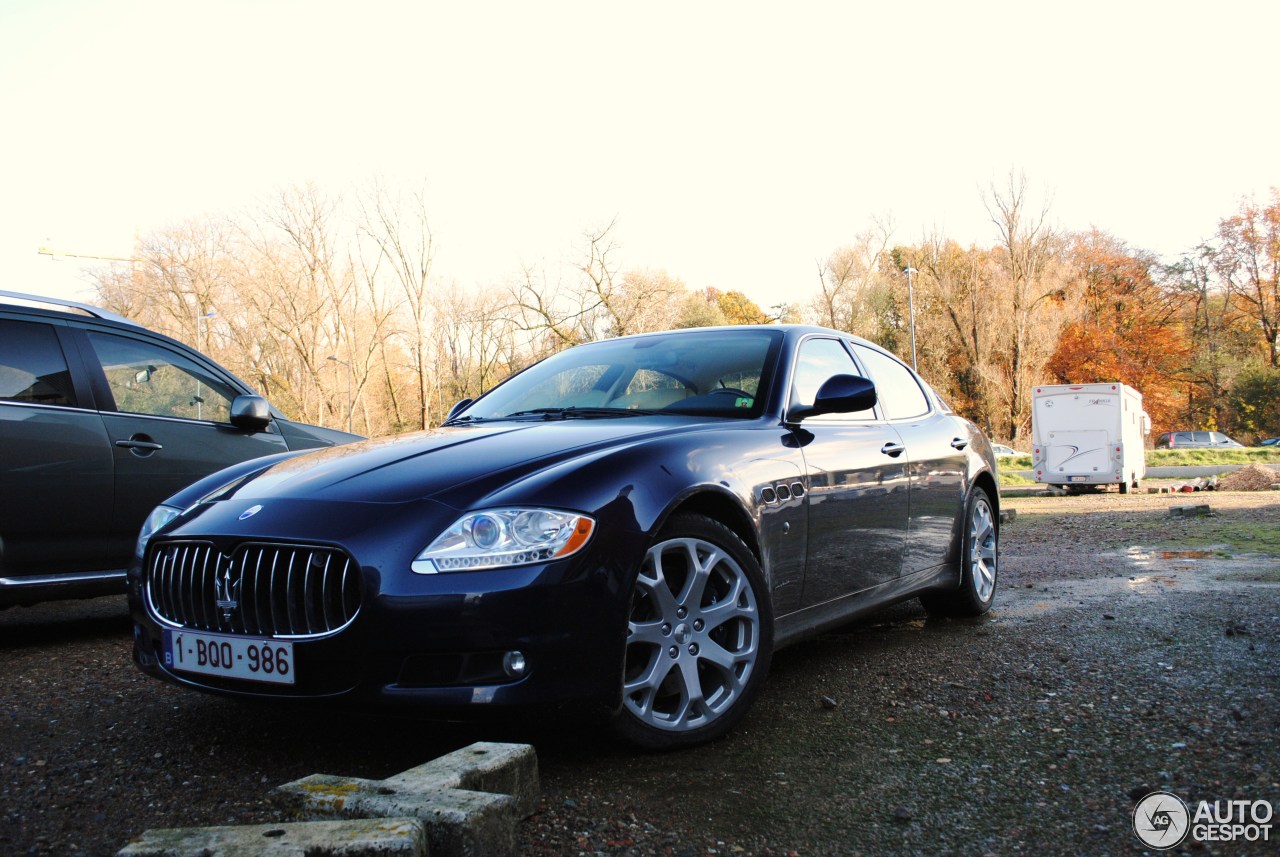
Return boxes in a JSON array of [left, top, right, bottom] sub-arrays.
[[850, 343, 930, 420], [0, 319, 77, 406], [791, 337, 877, 422], [86, 331, 238, 422]]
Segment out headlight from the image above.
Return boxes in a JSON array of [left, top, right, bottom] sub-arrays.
[[135, 504, 182, 558], [412, 508, 595, 574]]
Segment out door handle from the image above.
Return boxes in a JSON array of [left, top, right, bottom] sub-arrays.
[[116, 438, 163, 452], [950, 437, 969, 450], [880, 442, 905, 458]]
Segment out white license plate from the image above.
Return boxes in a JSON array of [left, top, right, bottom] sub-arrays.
[[163, 629, 295, 686], [1068, 476, 1090, 483]]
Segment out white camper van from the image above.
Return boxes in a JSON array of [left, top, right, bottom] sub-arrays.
[[1031, 383, 1151, 493]]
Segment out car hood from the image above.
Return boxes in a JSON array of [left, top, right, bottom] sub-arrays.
[[207, 417, 719, 507]]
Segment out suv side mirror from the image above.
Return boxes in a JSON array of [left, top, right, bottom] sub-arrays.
[[789, 374, 877, 422], [229, 395, 273, 432]]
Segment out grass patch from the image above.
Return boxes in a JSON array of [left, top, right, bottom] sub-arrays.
[[997, 469, 1035, 486], [999, 449, 1280, 470], [1158, 519, 1280, 556], [1214, 568, 1280, 583], [1147, 448, 1280, 466]]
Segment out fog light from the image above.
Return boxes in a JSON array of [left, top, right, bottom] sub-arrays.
[[502, 650, 527, 678]]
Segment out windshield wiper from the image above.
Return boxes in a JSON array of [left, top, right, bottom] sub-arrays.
[[500, 407, 661, 420]]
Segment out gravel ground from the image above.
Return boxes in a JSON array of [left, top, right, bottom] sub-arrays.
[[3, 489, 1278, 856]]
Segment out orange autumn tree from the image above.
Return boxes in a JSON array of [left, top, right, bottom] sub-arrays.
[[1045, 229, 1191, 432]]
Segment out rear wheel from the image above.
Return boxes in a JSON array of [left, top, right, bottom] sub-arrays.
[[611, 514, 773, 750], [921, 486, 998, 617]]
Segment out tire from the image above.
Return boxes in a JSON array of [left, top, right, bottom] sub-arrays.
[[611, 513, 773, 750], [921, 486, 999, 617], [1119, 480, 1131, 495]]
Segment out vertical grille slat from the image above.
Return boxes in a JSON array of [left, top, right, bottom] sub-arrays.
[[284, 552, 298, 636], [319, 553, 334, 631], [145, 540, 361, 638], [247, 547, 264, 636], [302, 551, 316, 636]]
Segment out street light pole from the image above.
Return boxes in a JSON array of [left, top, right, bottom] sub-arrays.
[[196, 308, 216, 352], [904, 266, 919, 371], [195, 309, 216, 420], [326, 355, 353, 433]]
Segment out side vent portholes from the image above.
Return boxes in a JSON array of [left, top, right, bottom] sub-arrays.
[[759, 482, 806, 506]]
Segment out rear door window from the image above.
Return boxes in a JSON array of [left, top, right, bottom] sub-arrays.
[[0, 319, 77, 406], [850, 343, 930, 420]]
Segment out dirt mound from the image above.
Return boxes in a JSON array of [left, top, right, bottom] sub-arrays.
[[1217, 462, 1280, 491]]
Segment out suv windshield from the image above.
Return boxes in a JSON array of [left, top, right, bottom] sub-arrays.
[[455, 329, 783, 422]]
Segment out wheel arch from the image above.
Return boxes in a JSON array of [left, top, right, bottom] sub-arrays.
[[657, 487, 762, 565], [944, 470, 1000, 568]]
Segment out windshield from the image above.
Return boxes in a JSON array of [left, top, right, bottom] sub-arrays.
[[455, 329, 783, 422]]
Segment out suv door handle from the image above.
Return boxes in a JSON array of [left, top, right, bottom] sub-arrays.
[[116, 438, 163, 452], [880, 442, 905, 458], [950, 437, 969, 450]]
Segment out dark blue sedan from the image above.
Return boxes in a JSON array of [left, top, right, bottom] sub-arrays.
[[128, 325, 1000, 748]]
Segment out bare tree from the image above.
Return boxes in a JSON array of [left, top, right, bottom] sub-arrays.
[[911, 236, 1004, 434], [1215, 189, 1280, 367], [983, 171, 1069, 441], [510, 220, 684, 346], [811, 216, 894, 333], [357, 179, 436, 430]]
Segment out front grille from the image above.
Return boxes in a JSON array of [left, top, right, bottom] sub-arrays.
[[146, 540, 361, 638]]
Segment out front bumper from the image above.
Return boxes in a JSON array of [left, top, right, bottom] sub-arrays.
[[129, 540, 642, 713]]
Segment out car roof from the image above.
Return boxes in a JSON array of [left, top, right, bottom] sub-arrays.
[[0, 289, 140, 326]]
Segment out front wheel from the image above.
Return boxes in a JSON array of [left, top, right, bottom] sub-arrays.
[[611, 514, 773, 750], [921, 486, 999, 617]]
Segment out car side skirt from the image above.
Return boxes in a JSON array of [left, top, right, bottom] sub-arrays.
[[0, 569, 127, 607], [773, 563, 959, 649]]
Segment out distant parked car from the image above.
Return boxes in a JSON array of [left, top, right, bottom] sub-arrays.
[[990, 444, 1028, 457], [1258, 437, 1280, 447], [0, 290, 362, 607], [1153, 431, 1244, 449]]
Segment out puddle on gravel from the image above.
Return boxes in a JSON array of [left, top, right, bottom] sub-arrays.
[[1126, 546, 1227, 566], [995, 546, 1280, 619]]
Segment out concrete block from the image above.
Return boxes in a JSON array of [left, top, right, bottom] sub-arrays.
[[271, 742, 538, 857], [1169, 504, 1212, 517], [999, 509, 1017, 525], [117, 817, 425, 857]]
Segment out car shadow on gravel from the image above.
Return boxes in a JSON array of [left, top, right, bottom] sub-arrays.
[[0, 596, 133, 648]]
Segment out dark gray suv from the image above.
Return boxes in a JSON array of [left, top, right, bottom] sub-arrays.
[[1, 291, 361, 607]]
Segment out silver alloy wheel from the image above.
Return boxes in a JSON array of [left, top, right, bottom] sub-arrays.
[[969, 494, 998, 603], [622, 536, 761, 733]]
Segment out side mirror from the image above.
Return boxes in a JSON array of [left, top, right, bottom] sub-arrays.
[[446, 398, 473, 421], [229, 394, 273, 432], [789, 374, 877, 422]]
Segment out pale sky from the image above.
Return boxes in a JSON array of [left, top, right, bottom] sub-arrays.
[[1, 1, 1276, 312]]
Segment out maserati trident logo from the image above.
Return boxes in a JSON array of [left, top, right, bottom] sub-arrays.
[[214, 564, 241, 621]]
